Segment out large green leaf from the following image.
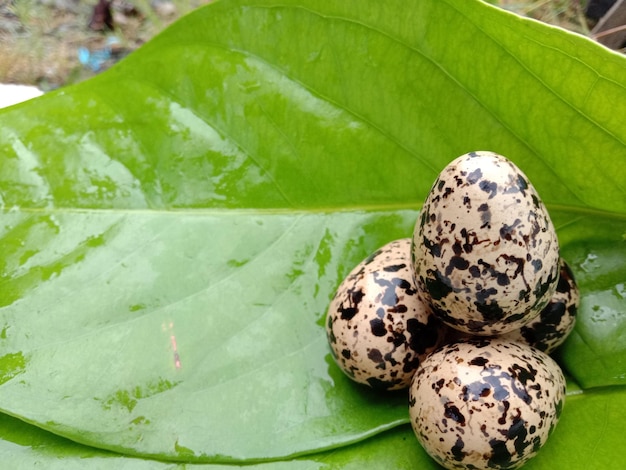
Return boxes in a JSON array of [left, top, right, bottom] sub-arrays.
[[0, 0, 625, 467], [0, 413, 433, 469], [1, 386, 624, 469], [0, 209, 416, 461]]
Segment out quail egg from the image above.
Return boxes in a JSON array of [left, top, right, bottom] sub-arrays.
[[326, 238, 445, 390], [442, 259, 579, 353], [409, 338, 566, 469], [412, 151, 560, 335], [500, 258, 579, 353]]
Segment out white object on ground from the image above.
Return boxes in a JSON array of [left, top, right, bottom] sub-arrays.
[[0, 84, 44, 109]]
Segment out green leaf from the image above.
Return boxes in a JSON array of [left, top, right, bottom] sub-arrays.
[[0, 412, 434, 469], [554, 212, 626, 388], [1, 387, 624, 469], [526, 386, 626, 469], [0, 0, 625, 467], [0, 413, 163, 469], [0, 209, 416, 461]]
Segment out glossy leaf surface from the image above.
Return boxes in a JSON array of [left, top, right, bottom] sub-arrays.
[[0, 413, 432, 469], [1, 386, 624, 469], [0, 0, 625, 467], [0, 209, 416, 460]]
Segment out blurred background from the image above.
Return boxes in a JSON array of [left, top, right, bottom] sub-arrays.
[[0, 0, 624, 100], [0, 0, 212, 90]]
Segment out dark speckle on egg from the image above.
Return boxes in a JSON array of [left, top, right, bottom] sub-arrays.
[[500, 258, 579, 353]]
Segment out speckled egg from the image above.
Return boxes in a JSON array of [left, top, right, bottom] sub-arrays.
[[326, 238, 445, 390], [412, 151, 560, 335], [500, 259, 579, 353], [409, 338, 566, 470]]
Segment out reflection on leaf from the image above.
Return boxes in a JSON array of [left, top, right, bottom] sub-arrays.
[[0, 353, 26, 386]]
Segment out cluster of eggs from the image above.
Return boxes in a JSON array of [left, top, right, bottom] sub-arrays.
[[325, 151, 578, 470]]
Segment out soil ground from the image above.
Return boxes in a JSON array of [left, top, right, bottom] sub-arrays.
[[0, 0, 211, 89]]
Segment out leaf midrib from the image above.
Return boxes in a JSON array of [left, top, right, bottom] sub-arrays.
[[3, 203, 626, 221]]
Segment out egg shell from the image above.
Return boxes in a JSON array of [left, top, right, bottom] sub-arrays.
[[412, 151, 560, 335], [326, 238, 444, 390], [409, 338, 566, 470], [443, 259, 579, 354], [499, 259, 579, 353]]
